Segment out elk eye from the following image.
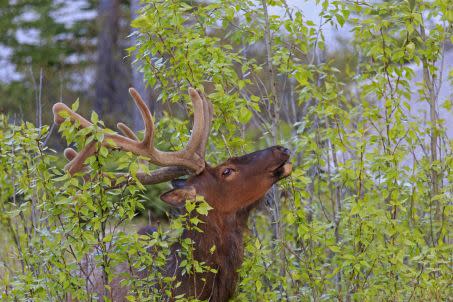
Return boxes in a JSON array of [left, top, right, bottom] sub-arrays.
[[222, 168, 233, 177]]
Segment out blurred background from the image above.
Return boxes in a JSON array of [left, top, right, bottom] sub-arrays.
[[1, 0, 136, 130]]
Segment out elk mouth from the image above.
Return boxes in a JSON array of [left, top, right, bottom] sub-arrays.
[[271, 160, 293, 180]]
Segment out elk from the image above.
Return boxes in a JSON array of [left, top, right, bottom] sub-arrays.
[[53, 87, 292, 301]]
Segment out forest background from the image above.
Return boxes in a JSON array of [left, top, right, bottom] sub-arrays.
[[0, 0, 452, 301]]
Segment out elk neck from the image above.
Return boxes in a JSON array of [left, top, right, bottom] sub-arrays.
[[190, 204, 254, 258], [173, 203, 257, 301]]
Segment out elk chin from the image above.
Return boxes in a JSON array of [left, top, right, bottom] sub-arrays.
[[273, 161, 292, 180]]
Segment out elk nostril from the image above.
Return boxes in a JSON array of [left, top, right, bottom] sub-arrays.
[[274, 146, 291, 156], [282, 148, 291, 155]]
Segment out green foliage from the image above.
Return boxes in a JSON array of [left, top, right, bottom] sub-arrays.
[[131, 0, 452, 300], [1, 0, 452, 301], [0, 115, 214, 301]]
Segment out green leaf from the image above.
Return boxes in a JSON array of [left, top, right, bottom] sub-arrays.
[[91, 111, 99, 124], [103, 233, 113, 243], [71, 99, 80, 111], [238, 108, 252, 124]]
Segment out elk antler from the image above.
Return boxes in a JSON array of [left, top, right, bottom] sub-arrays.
[[53, 87, 213, 185]]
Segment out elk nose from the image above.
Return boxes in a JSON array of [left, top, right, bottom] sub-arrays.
[[275, 146, 291, 156]]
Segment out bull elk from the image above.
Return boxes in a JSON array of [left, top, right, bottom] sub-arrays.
[[53, 87, 292, 301]]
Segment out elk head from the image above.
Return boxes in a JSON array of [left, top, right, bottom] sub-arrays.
[[161, 146, 292, 213], [53, 87, 292, 214], [53, 87, 292, 301]]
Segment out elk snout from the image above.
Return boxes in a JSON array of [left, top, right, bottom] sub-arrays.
[[267, 146, 292, 180], [268, 145, 291, 166], [273, 145, 291, 156]]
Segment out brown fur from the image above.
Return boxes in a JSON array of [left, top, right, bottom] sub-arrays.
[[81, 146, 291, 302]]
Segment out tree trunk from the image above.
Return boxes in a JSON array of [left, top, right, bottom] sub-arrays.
[[130, 0, 154, 131], [95, 0, 131, 126]]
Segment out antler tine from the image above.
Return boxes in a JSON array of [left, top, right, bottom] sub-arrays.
[[117, 122, 151, 176], [197, 91, 213, 159], [65, 141, 97, 175], [53, 102, 102, 175], [64, 148, 78, 161], [117, 122, 139, 141], [184, 88, 207, 157], [63, 148, 90, 178], [53, 103, 92, 128], [128, 88, 154, 147]]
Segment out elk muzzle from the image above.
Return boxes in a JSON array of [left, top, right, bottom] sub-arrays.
[[268, 146, 292, 180]]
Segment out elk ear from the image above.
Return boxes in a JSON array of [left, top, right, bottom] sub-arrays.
[[160, 186, 196, 207]]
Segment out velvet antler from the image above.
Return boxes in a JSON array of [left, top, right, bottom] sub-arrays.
[[53, 87, 213, 184]]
